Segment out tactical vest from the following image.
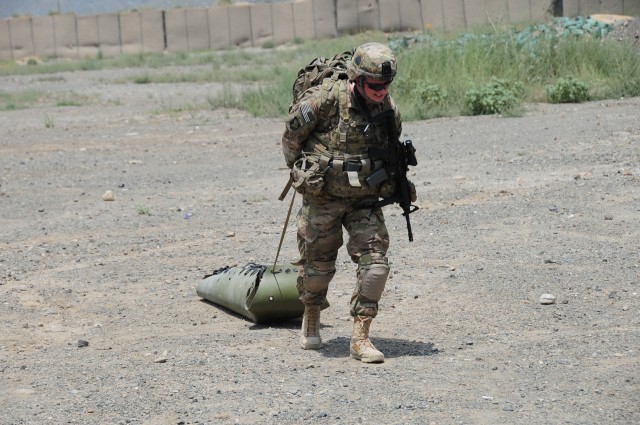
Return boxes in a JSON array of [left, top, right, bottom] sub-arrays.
[[304, 77, 395, 199]]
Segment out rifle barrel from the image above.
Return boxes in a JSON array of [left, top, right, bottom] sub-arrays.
[[405, 214, 413, 242]]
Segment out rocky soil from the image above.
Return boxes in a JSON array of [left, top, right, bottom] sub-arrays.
[[0, 66, 639, 425]]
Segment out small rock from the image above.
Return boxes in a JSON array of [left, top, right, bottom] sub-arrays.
[[574, 171, 593, 180], [102, 190, 114, 201], [225, 231, 235, 237], [77, 340, 89, 347], [604, 215, 613, 220], [153, 357, 168, 363], [540, 294, 556, 305]]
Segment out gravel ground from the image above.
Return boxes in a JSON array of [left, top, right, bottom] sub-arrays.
[[0, 67, 639, 425]]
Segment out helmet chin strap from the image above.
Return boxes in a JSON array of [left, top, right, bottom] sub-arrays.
[[352, 79, 374, 122]]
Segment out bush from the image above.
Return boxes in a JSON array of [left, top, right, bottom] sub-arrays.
[[464, 77, 524, 115], [415, 81, 448, 106], [393, 78, 448, 120], [395, 78, 447, 106], [545, 76, 590, 103]]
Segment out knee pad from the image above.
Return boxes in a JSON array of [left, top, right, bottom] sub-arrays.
[[356, 253, 390, 302]]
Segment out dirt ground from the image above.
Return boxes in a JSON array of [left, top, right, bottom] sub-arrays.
[[0, 65, 639, 425]]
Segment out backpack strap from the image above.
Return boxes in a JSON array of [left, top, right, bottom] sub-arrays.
[[319, 77, 337, 119], [319, 78, 350, 152], [337, 80, 350, 149]]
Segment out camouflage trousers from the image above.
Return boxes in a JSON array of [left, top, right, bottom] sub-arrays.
[[296, 195, 390, 318]]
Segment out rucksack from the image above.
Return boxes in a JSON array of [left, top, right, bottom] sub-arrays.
[[290, 51, 352, 107]]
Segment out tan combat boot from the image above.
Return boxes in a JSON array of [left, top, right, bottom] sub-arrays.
[[300, 304, 322, 350], [350, 315, 384, 363]]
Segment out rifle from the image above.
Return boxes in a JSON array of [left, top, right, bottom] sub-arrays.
[[365, 114, 419, 242]]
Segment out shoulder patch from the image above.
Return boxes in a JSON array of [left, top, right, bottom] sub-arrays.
[[288, 116, 302, 130]]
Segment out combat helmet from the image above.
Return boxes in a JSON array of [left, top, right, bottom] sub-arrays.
[[347, 42, 397, 82]]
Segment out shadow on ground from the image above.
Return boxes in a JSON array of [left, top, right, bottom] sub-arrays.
[[321, 336, 440, 359]]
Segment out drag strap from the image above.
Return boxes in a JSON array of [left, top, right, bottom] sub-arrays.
[[273, 189, 296, 272], [278, 175, 294, 201]]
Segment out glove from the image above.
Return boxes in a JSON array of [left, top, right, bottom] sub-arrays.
[[378, 179, 417, 202], [408, 180, 417, 203]]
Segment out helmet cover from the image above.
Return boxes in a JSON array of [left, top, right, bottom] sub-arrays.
[[347, 42, 397, 82]]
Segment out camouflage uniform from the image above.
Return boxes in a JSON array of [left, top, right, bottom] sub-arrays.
[[282, 43, 407, 362], [284, 75, 400, 311]]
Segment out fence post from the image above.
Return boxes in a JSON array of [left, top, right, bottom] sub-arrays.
[[0, 19, 12, 60]]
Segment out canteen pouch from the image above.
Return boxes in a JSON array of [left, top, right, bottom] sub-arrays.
[[291, 157, 325, 196]]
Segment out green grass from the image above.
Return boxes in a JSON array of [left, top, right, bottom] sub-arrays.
[[1, 28, 638, 120], [129, 65, 273, 84], [392, 29, 640, 119], [0, 89, 89, 110], [208, 29, 640, 120], [0, 90, 44, 110], [136, 206, 151, 215]]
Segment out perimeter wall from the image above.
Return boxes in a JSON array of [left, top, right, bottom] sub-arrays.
[[1, 0, 638, 60]]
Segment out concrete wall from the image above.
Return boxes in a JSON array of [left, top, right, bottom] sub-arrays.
[[563, 0, 640, 16], [0, 0, 637, 60]]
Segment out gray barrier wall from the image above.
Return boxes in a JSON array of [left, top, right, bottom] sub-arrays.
[[0, 0, 637, 61]]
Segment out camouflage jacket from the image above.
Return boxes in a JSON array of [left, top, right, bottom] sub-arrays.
[[282, 78, 402, 169]]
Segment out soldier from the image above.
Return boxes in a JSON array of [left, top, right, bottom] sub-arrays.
[[282, 42, 416, 363]]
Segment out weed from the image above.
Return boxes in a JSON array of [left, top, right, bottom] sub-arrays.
[[133, 74, 151, 84], [465, 78, 524, 115], [394, 78, 449, 119], [0, 90, 43, 110], [37, 76, 66, 82], [44, 114, 55, 128], [207, 84, 243, 110], [545, 76, 590, 103], [136, 206, 151, 215], [154, 100, 202, 115], [56, 99, 81, 107]]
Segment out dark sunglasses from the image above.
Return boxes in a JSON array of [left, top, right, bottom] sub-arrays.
[[364, 80, 392, 91]]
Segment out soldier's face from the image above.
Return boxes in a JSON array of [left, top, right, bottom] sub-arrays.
[[361, 78, 391, 103]]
